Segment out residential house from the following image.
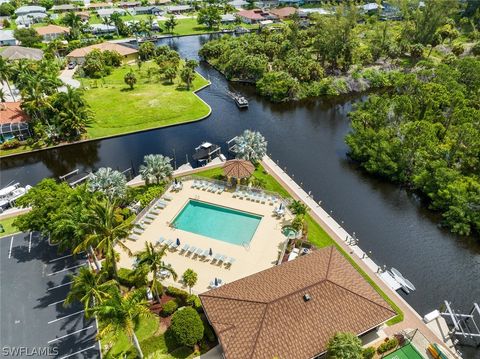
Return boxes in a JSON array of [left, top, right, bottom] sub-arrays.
[[0, 102, 31, 142], [84, 2, 113, 10], [164, 5, 192, 13], [118, 1, 141, 8], [0, 46, 44, 61], [51, 4, 78, 12], [15, 13, 48, 26], [147, 0, 171, 4], [132, 6, 162, 15], [67, 42, 138, 64], [200, 246, 396, 359], [97, 8, 126, 18], [35, 25, 70, 42], [221, 14, 236, 24], [237, 9, 277, 24], [89, 23, 117, 35], [0, 30, 15, 46], [228, 0, 247, 9], [14, 5, 46, 16], [75, 11, 91, 22], [269, 6, 297, 19]]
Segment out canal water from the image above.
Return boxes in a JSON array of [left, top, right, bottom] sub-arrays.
[[1, 34, 479, 356]]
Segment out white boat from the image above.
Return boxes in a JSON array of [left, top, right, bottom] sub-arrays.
[[0, 183, 31, 211], [391, 268, 416, 293]]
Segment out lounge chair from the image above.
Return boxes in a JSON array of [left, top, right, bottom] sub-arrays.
[[195, 247, 204, 256], [218, 255, 227, 263], [159, 269, 171, 278], [155, 201, 166, 209], [150, 209, 161, 215], [133, 227, 143, 235], [129, 234, 140, 241], [217, 185, 225, 194], [164, 239, 173, 248], [224, 257, 236, 267], [212, 253, 222, 262], [162, 194, 173, 201], [146, 213, 156, 220], [143, 218, 153, 224], [191, 180, 198, 188], [157, 237, 166, 246], [180, 243, 190, 253], [187, 246, 197, 255], [201, 249, 210, 258], [170, 240, 179, 250]]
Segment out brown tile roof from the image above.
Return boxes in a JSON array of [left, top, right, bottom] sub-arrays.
[[35, 24, 70, 36], [270, 6, 297, 19], [237, 9, 269, 20], [85, 2, 112, 8], [67, 42, 138, 58], [0, 102, 28, 125], [200, 246, 396, 359]]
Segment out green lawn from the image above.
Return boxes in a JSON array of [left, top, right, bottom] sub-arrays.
[[0, 216, 20, 237], [83, 61, 210, 139], [102, 316, 196, 359], [193, 163, 403, 325], [160, 18, 259, 36]]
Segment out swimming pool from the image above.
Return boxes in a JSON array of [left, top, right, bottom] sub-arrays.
[[172, 200, 262, 246]]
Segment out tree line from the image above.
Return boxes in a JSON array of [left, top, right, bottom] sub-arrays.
[[346, 57, 480, 236]]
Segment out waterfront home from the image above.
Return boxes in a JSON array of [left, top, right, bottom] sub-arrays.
[[228, 0, 247, 9], [132, 6, 163, 15], [35, 25, 70, 42], [89, 23, 117, 35], [200, 246, 396, 359], [97, 8, 126, 18], [221, 14, 236, 24], [75, 11, 91, 22], [84, 2, 113, 10], [15, 12, 47, 26], [14, 5, 46, 16], [0, 30, 15, 46], [0, 102, 31, 142], [269, 6, 297, 19], [67, 42, 138, 64], [51, 4, 78, 12], [118, 1, 141, 8], [0, 46, 44, 61], [237, 9, 277, 24], [164, 5, 192, 14]]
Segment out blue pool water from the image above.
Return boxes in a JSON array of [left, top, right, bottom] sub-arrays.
[[172, 200, 262, 245]]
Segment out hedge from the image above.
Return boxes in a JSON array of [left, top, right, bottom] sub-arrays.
[[162, 300, 178, 316], [377, 338, 399, 354], [170, 307, 204, 347], [166, 286, 189, 304], [186, 294, 202, 312]]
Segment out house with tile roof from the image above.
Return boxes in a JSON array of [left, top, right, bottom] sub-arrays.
[[67, 42, 138, 64], [200, 246, 396, 359], [35, 25, 70, 42], [237, 9, 277, 23], [0, 46, 44, 61]]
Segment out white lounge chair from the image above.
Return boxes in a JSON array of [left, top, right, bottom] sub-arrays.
[[164, 239, 173, 248], [162, 194, 173, 201], [129, 234, 140, 241], [150, 208, 161, 215], [143, 218, 153, 224], [187, 246, 197, 255], [212, 253, 222, 262], [195, 247, 204, 256], [218, 255, 227, 263], [146, 213, 156, 220], [133, 228, 143, 235], [224, 257, 236, 267], [155, 201, 166, 209], [157, 237, 166, 246], [180, 243, 190, 252]]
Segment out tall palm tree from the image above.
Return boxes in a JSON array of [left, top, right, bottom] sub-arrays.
[[64, 267, 116, 317], [62, 12, 83, 39], [135, 242, 177, 303], [0, 57, 15, 101], [93, 288, 152, 359], [75, 199, 134, 280], [139, 154, 173, 185]]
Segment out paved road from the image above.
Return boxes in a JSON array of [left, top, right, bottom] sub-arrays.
[[0, 232, 100, 358]]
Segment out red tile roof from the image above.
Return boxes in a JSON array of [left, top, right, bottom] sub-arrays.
[[0, 102, 28, 125], [270, 6, 297, 19], [237, 9, 268, 20], [200, 246, 396, 359]]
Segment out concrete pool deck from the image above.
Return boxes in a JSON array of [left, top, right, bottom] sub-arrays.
[[117, 179, 293, 294]]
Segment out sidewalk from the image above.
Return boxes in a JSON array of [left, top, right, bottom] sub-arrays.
[[261, 156, 457, 357]]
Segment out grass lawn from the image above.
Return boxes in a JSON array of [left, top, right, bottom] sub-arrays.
[[102, 316, 196, 359], [160, 18, 260, 36], [193, 163, 403, 325], [83, 61, 210, 139], [0, 216, 20, 238]]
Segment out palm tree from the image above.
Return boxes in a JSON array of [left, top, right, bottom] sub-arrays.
[[62, 12, 83, 38], [234, 130, 268, 164], [88, 167, 127, 200], [64, 267, 116, 317], [288, 200, 308, 217], [182, 268, 197, 294], [93, 288, 152, 359], [139, 154, 173, 185], [135, 242, 177, 303], [0, 88, 6, 104], [75, 199, 134, 280], [164, 15, 177, 34], [0, 57, 15, 101]]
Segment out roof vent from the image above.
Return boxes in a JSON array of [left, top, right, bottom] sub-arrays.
[[303, 293, 311, 302]]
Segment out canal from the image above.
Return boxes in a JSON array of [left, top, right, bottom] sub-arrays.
[[1, 34, 479, 356]]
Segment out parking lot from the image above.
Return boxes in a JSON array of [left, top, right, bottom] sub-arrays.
[[0, 232, 100, 358]]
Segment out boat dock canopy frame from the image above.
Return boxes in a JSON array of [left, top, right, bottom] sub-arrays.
[[440, 301, 480, 347]]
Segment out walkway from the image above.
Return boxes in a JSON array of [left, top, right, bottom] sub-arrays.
[[261, 156, 458, 358]]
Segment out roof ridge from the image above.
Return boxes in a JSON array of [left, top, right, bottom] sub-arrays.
[[248, 302, 270, 359], [200, 294, 270, 305], [325, 279, 396, 315]]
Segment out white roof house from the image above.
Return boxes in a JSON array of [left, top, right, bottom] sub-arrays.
[[89, 23, 117, 34], [97, 8, 126, 18], [14, 6, 46, 16], [0, 29, 15, 46], [15, 13, 48, 26]]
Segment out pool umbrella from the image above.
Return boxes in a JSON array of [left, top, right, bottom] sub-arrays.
[[209, 248, 213, 256], [214, 277, 218, 286], [176, 238, 180, 246], [174, 178, 177, 184], [222, 159, 255, 179]]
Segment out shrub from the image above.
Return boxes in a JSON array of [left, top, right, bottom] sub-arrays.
[[471, 42, 480, 56], [117, 267, 148, 288], [170, 307, 204, 347], [166, 286, 189, 304], [186, 294, 202, 312], [327, 332, 363, 359], [452, 43, 464, 57], [203, 321, 216, 342], [1, 138, 20, 150], [376, 338, 398, 354], [362, 346, 375, 359], [256, 71, 299, 102], [136, 184, 165, 207], [162, 300, 178, 316]]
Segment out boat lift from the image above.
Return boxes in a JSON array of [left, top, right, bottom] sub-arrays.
[[226, 136, 238, 154], [59, 167, 133, 187], [440, 301, 480, 347]]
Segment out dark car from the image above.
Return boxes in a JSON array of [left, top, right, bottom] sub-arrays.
[[67, 62, 76, 70]]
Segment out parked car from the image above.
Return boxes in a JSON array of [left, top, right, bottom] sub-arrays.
[[67, 62, 76, 69]]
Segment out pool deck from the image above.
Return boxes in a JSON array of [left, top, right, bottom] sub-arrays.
[[117, 179, 292, 294]]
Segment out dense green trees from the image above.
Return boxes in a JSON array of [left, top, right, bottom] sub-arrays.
[[13, 28, 42, 48], [346, 58, 480, 236], [170, 307, 204, 347], [197, 6, 222, 29], [83, 49, 122, 78], [327, 332, 363, 359]]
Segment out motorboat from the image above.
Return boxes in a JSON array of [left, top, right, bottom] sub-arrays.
[[227, 91, 248, 109], [391, 267, 416, 293], [192, 142, 222, 163], [0, 183, 31, 211]]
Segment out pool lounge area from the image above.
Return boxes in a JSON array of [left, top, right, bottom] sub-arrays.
[[117, 178, 293, 293]]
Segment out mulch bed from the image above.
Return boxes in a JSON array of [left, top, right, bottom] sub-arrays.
[[149, 294, 176, 327]]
